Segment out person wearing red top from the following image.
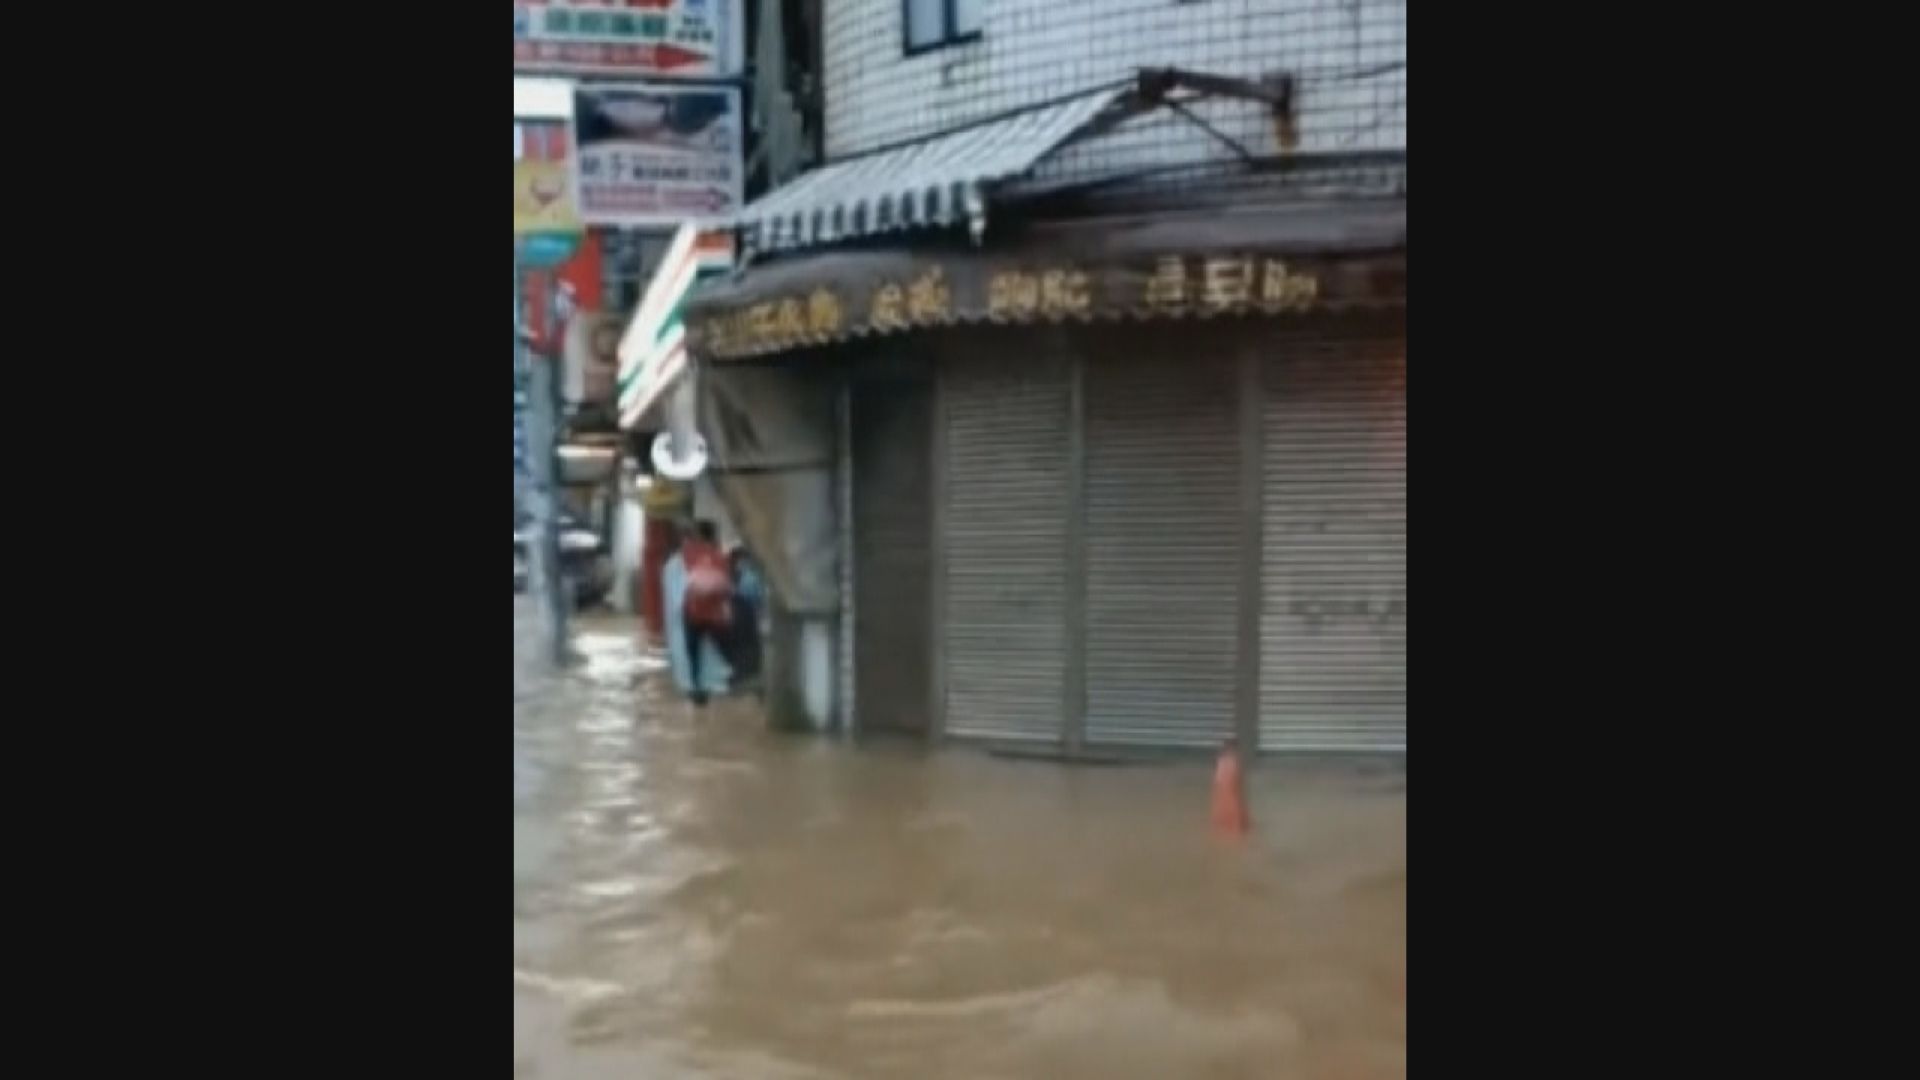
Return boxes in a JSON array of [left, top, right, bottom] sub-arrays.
[[679, 520, 734, 705]]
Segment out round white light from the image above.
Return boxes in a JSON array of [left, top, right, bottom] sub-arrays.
[[652, 432, 709, 480]]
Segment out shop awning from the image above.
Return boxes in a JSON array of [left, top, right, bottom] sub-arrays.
[[686, 199, 1406, 361], [731, 85, 1131, 257]]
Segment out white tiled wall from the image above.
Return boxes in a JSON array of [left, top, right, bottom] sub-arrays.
[[823, 0, 1405, 187]]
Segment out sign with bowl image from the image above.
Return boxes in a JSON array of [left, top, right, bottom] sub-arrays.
[[571, 84, 743, 228]]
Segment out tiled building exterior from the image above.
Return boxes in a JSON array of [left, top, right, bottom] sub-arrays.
[[822, 0, 1405, 191]]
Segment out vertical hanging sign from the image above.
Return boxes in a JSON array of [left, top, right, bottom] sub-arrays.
[[514, 119, 583, 269]]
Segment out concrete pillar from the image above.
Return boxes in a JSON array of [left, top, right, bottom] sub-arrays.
[[800, 617, 834, 731], [610, 465, 644, 615], [763, 606, 836, 732]]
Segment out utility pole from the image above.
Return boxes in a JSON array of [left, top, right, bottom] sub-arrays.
[[513, 114, 584, 667], [519, 270, 574, 667]]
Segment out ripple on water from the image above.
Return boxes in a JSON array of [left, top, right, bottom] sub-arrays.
[[515, 603, 1404, 1080], [513, 969, 624, 1005], [847, 973, 1302, 1078]]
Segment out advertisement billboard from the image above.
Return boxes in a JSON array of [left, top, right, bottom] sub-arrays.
[[571, 84, 744, 227], [514, 0, 744, 80], [514, 119, 584, 268]]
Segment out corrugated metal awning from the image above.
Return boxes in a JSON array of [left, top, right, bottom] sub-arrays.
[[732, 85, 1130, 256]]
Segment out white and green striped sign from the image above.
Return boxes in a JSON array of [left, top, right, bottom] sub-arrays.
[[617, 224, 734, 430]]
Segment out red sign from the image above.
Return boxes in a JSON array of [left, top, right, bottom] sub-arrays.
[[517, 118, 602, 348], [522, 238, 603, 349], [513, 0, 742, 79]]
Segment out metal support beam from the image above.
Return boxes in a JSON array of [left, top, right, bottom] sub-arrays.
[[839, 377, 859, 737], [1138, 67, 1294, 110], [927, 361, 949, 743], [1164, 98, 1259, 165], [1138, 67, 1298, 152], [1063, 342, 1089, 757], [1234, 348, 1265, 754]]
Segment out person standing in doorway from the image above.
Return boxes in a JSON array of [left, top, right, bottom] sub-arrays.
[[679, 520, 734, 705], [725, 546, 765, 685]]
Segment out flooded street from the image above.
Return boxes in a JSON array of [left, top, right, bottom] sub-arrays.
[[514, 602, 1405, 1079]]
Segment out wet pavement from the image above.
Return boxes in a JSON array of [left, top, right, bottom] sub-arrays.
[[514, 601, 1405, 1079]]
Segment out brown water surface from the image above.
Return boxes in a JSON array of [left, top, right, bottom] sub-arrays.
[[514, 603, 1405, 1078]]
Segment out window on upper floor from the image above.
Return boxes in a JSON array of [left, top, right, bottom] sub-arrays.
[[906, 0, 983, 55]]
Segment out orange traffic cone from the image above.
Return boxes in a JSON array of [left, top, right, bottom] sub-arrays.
[[1211, 738, 1251, 836]]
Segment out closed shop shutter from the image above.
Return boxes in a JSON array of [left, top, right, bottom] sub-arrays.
[[1084, 339, 1243, 748], [941, 353, 1071, 743], [1259, 328, 1406, 752], [836, 389, 855, 732], [851, 379, 933, 734]]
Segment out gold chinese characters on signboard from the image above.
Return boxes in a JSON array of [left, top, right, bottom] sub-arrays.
[[807, 288, 843, 336], [907, 267, 951, 323], [987, 268, 1090, 320], [689, 255, 1327, 357], [1259, 259, 1320, 311], [698, 286, 845, 355], [1142, 256, 1320, 315], [870, 266, 952, 330], [868, 283, 906, 330]]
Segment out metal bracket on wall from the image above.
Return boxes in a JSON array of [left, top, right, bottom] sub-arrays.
[[1134, 68, 1298, 153], [1136, 67, 1294, 110]]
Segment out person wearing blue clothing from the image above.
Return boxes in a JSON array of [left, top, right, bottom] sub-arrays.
[[726, 547, 766, 684], [662, 525, 731, 700]]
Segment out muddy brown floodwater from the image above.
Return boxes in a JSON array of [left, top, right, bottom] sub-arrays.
[[515, 602, 1405, 1079]]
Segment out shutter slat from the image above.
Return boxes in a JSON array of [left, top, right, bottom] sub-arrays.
[[1260, 335, 1406, 753]]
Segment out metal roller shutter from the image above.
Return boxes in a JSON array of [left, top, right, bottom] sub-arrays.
[[1259, 329, 1406, 752], [1084, 343, 1242, 748], [836, 387, 855, 732], [852, 379, 933, 734], [941, 353, 1071, 743]]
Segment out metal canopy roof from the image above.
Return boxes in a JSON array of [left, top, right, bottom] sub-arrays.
[[731, 85, 1130, 257]]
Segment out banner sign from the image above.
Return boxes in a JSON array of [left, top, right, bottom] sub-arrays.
[[514, 0, 743, 79], [687, 251, 1405, 360], [572, 85, 743, 228], [514, 120, 583, 268], [619, 225, 734, 428], [513, 160, 578, 236], [513, 122, 577, 234]]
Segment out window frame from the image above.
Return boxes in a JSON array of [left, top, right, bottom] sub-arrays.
[[902, 0, 983, 57]]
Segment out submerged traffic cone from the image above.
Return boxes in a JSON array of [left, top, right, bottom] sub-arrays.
[[1211, 738, 1252, 836]]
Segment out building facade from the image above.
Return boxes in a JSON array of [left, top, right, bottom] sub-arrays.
[[823, 0, 1404, 186], [687, 0, 1406, 753]]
